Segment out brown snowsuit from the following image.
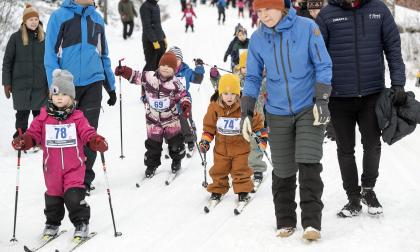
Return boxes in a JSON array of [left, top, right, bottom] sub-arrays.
[[202, 100, 264, 194]]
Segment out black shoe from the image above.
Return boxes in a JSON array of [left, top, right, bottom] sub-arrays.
[[171, 160, 181, 173], [337, 198, 362, 218], [145, 166, 157, 178], [361, 187, 383, 215], [253, 172, 263, 182], [210, 192, 222, 201], [187, 142, 195, 152], [238, 192, 250, 202]]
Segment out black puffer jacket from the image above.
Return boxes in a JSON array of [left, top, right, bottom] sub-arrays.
[[316, 0, 405, 98], [375, 89, 418, 145], [140, 0, 166, 42]]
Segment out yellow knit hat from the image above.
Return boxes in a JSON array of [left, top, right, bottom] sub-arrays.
[[218, 74, 241, 95], [238, 50, 248, 69]]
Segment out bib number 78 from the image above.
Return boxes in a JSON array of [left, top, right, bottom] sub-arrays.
[[55, 127, 67, 139]]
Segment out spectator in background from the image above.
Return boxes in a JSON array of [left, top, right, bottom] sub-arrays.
[[118, 0, 138, 40]]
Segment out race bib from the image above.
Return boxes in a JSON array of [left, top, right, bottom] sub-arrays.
[[216, 117, 241, 136], [186, 13, 192, 18], [45, 123, 77, 148], [149, 97, 170, 111]]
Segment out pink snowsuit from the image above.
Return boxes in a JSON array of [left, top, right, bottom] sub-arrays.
[[182, 8, 196, 26], [131, 70, 191, 142], [26, 107, 96, 196]]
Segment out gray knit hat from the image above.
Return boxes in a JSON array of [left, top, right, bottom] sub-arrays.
[[169, 46, 183, 62], [50, 69, 76, 99]]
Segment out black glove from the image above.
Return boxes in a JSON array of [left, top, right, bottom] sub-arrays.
[[313, 83, 332, 126], [194, 58, 204, 66], [107, 90, 117, 106], [391, 86, 407, 107], [223, 54, 228, 62]]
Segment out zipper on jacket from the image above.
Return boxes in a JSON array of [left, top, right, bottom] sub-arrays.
[[314, 43, 322, 62], [272, 33, 280, 75], [361, 14, 365, 37], [279, 33, 294, 115], [353, 11, 362, 97], [286, 40, 292, 73], [59, 121, 65, 170]]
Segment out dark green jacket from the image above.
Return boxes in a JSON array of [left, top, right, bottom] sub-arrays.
[[118, 0, 138, 22], [2, 28, 48, 110]]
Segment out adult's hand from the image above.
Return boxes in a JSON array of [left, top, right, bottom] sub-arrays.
[[4, 85, 11, 99]]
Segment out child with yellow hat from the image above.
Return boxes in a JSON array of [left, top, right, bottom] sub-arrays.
[[199, 74, 268, 211]]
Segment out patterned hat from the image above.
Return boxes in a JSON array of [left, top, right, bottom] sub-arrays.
[[22, 4, 39, 23], [169, 46, 183, 61], [307, 0, 324, 10]]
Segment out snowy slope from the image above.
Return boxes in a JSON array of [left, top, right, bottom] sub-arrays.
[[0, 1, 420, 251]]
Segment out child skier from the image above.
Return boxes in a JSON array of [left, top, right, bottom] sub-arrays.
[[217, 0, 226, 24], [199, 74, 268, 204], [114, 52, 192, 178], [237, 0, 245, 18], [11, 69, 109, 239], [181, 3, 197, 32], [209, 66, 221, 91], [168, 46, 205, 154], [223, 25, 249, 71], [234, 51, 267, 188]]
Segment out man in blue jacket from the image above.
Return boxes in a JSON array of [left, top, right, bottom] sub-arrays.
[[316, 0, 406, 217], [45, 0, 116, 195]]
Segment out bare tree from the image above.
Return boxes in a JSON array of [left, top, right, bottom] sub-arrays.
[[0, 0, 18, 50]]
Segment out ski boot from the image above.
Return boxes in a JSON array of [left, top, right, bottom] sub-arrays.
[[73, 223, 89, 239], [43, 224, 59, 238], [238, 192, 250, 202], [210, 192, 222, 201], [171, 160, 181, 174], [145, 166, 158, 178]]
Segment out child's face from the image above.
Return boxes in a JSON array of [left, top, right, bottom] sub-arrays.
[[52, 93, 72, 108], [257, 8, 283, 28], [237, 31, 247, 42], [159, 65, 175, 78], [221, 93, 237, 106], [176, 58, 182, 68], [240, 67, 247, 75], [25, 17, 39, 31]]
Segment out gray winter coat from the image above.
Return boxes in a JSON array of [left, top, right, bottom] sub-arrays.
[[118, 0, 138, 22], [2, 28, 48, 110], [375, 88, 418, 145]]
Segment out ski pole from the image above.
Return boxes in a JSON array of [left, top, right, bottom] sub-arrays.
[[186, 118, 208, 188], [118, 58, 125, 159], [201, 62, 233, 73], [10, 128, 23, 244], [251, 132, 273, 167], [100, 153, 122, 237]]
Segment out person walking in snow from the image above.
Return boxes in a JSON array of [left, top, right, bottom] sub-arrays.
[[199, 74, 268, 203], [237, 0, 245, 18], [316, 0, 406, 218], [114, 52, 192, 177], [44, 0, 116, 195], [118, 0, 138, 40], [181, 3, 197, 32], [217, 0, 227, 24], [241, 0, 332, 240], [11, 69, 109, 240], [140, 0, 167, 71], [168, 46, 205, 153], [2, 4, 48, 143], [223, 25, 249, 71]]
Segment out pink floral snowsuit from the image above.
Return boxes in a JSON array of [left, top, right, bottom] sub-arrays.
[[26, 107, 96, 196]]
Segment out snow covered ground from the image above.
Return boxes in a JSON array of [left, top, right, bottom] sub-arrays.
[[0, 1, 420, 251]]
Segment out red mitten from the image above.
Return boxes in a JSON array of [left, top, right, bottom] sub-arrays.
[[11, 134, 34, 151], [181, 100, 191, 119], [114, 66, 133, 81], [88, 135, 108, 153]]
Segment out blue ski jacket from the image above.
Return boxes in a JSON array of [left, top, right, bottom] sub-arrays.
[[176, 62, 205, 95]]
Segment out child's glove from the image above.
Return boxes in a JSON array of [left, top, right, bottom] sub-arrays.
[[199, 140, 210, 153], [12, 134, 34, 151], [89, 134, 108, 153], [181, 100, 191, 119], [209, 67, 220, 79], [153, 41, 161, 50], [255, 133, 268, 152], [114, 66, 133, 81], [107, 90, 117, 106]]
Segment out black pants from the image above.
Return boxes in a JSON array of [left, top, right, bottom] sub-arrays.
[[181, 0, 187, 11], [75, 82, 103, 187], [142, 39, 166, 71], [122, 21, 134, 39], [218, 9, 225, 23], [44, 188, 90, 226], [272, 163, 323, 230], [13, 110, 40, 138], [329, 93, 381, 199], [185, 23, 194, 32], [144, 133, 185, 168], [180, 114, 196, 144]]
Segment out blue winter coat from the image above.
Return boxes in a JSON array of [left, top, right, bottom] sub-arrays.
[[243, 7, 332, 116], [176, 62, 205, 94], [316, 0, 405, 97], [44, 0, 115, 92], [217, 0, 226, 8]]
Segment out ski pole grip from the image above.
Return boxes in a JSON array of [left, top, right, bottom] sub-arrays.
[[118, 58, 125, 68]]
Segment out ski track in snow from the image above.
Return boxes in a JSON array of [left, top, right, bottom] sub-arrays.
[[0, 1, 420, 251]]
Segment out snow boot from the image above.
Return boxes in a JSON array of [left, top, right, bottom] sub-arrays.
[[210, 192, 222, 201], [337, 198, 362, 218], [303, 226, 321, 241], [238, 192, 250, 202], [73, 223, 89, 239], [43, 224, 59, 237], [145, 166, 158, 178], [361, 187, 383, 215], [171, 160, 181, 173], [253, 172, 263, 183], [276, 227, 296, 238], [187, 142, 195, 152]]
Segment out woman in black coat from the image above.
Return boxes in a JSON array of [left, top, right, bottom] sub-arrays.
[[2, 4, 48, 139]]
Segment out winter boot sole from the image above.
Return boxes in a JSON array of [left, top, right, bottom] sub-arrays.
[[303, 230, 321, 241], [276, 228, 296, 238]]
